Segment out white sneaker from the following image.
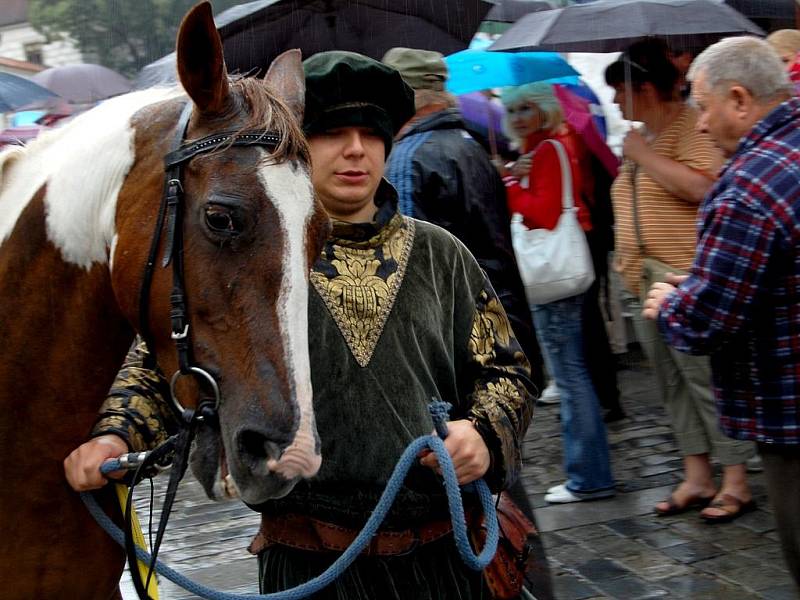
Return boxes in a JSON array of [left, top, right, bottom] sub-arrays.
[[538, 381, 560, 405], [544, 484, 583, 504]]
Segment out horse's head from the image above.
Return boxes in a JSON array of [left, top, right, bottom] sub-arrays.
[[112, 2, 329, 504]]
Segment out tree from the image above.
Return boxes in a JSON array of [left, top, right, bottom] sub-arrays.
[[29, 0, 243, 78]]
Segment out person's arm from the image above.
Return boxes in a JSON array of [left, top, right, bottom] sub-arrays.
[[623, 130, 715, 203], [64, 340, 178, 491], [656, 189, 776, 354], [502, 142, 563, 230], [463, 278, 536, 491]]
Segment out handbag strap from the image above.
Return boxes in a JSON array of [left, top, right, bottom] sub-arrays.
[[629, 163, 648, 255], [538, 138, 575, 212]]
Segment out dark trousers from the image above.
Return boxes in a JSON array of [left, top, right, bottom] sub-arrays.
[[759, 443, 800, 588], [582, 232, 621, 414]]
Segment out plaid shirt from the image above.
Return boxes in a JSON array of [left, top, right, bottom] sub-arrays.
[[658, 96, 800, 445]]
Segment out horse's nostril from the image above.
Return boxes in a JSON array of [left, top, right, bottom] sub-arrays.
[[238, 430, 281, 462]]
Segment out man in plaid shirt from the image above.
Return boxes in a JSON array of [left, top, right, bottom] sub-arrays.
[[644, 36, 800, 587]]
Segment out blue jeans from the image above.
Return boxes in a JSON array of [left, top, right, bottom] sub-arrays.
[[532, 294, 615, 496]]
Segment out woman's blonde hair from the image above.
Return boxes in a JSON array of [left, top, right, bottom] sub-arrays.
[[499, 83, 563, 145]]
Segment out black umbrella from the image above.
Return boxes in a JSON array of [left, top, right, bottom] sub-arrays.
[[0, 72, 59, 112], [137, 0, 492, 88], [489, 0, 765, 54]]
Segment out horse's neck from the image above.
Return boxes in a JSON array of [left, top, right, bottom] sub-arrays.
[[0, 185, 133, 460]]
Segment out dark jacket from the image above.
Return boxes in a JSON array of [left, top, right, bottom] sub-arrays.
[[386, 108, 543, 393]]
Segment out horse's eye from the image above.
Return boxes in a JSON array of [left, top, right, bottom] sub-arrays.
[[205, 205, 243, 236]]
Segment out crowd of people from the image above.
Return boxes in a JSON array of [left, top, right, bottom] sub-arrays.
[[62, 30, 800, 598]]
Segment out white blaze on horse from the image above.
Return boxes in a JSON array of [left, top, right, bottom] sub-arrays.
[[0, 2, 328, 597]]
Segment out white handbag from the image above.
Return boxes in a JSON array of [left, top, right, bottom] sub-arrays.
[[510, 139, 595, 305]]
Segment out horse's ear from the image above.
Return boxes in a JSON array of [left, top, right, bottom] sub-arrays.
[[264, 49, 305, 123], [176, 1, 231, 115]]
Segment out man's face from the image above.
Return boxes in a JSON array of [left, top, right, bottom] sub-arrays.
[[307, 126, 385, 223], [691, 71, 749, 157]]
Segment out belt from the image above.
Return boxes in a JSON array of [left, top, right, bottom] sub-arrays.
[[249, 512, 456, 557]]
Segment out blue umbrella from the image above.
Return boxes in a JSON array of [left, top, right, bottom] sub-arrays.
[[0, 72, 59, 113], [444, 49, 578, 95]]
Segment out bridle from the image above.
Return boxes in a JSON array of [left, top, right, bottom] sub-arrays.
[[125, 100, 285, 599], [137, 101, 281, 421]]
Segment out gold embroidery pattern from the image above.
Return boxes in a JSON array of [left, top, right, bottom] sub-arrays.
[[468, 290, 513, 366], [311, 218, 416, 367]]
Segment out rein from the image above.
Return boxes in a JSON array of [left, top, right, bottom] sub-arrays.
[[81, 401, 499, 600]]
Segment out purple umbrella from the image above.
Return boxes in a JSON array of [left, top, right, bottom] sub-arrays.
[[31, 63, 132, 104], [457, 92, 511, 157]]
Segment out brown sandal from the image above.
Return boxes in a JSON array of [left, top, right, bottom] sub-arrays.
[[654, 492, 714, 516], [700, 494, 757, 524]]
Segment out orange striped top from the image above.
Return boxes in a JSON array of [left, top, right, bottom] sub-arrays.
[[611, 106, 724, 295]]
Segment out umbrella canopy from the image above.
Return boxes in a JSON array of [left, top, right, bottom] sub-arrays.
[[31, 63, 132, 104], [444, 49, 579, 95], [137, 0, 493, 88], [0, 124, 48, 148], [484, 0, 555, 22], [457, 92, 512, 156], [489, 0, 765, 53], [0, 72, 59, 113]]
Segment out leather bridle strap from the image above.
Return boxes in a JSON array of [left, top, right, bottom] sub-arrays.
[[127, 101, 283, 600]]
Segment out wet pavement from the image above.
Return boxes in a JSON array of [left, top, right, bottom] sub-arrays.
[[121, 349, 798, 599]]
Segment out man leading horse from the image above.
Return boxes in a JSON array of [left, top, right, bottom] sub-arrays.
[[66, 51, 536, 598]]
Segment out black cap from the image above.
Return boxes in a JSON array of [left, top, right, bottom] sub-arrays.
[[303, 51, 415, 154]]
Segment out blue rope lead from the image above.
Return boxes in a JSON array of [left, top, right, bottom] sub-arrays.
[[81, 403, 499, 600]]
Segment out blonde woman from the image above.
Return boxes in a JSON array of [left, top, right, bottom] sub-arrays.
[[499, 83, 615, 504]]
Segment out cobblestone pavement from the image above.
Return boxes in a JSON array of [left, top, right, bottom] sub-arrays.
[[121, 350, 798, 599]]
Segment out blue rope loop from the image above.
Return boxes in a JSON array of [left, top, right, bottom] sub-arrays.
[[82, 402, 499, 600]]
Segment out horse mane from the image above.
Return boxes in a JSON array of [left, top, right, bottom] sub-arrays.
[[228, 76, 310, 166]]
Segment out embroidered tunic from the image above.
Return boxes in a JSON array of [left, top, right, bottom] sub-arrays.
[[93, 181, 535, 529]]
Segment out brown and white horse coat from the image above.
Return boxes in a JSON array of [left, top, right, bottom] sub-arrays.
[[0, 2, 327, 596]]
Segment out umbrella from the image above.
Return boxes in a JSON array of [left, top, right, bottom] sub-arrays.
[[553, 85, 619, 177], [0, 124, 48, 148], [136, 0, 493, 88], [481, 0, 555, 34], [457, 92, 512, 156], [0, 72, 59, 113], [31, 63, 132, 104], [444, 49, 579, 95], [489, 0, 765, 53]]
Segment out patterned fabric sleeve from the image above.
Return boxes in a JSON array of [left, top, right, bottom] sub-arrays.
[[658, 187, 775, 354], [90, 340, 179, 452], [465, 278, 536, 491]]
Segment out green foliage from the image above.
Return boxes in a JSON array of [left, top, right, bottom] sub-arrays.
[[28, 0, 243, 77]]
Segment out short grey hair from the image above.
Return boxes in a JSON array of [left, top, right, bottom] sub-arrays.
[[413, 88, 457, 111], [687, 36, 792, 101]]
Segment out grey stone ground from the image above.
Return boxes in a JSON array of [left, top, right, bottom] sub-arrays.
[[121, 349, 798, 599]]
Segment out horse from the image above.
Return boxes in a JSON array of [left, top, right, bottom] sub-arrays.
[[0, 3, 329, 597]]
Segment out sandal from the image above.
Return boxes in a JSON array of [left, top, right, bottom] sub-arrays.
[[654, 491, 714, 516], [700, 494, 757, 524]]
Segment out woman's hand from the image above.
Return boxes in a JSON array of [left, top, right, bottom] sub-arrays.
[[622, 129, 652, 163], [419, 419, 490, 485], [510, 152, 533, 178]]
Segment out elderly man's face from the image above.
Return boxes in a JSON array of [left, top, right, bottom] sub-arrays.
[[691, 70, 747, 157]]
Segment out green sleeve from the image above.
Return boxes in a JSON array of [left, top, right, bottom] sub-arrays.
[[91, 339, 178, 452], [466, 279, 536, 492]]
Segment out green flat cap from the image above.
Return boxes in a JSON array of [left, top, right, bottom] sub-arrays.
[[382, 47, 448, 91], [303, 51, 415, 153]]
